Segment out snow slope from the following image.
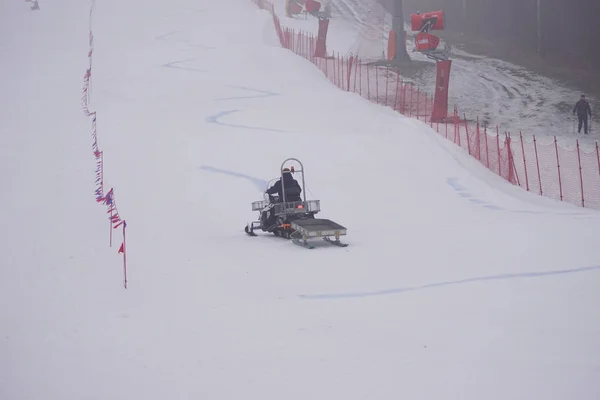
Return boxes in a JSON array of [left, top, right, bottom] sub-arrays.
[[2, 0, 600, 399], [280, 0, 599, 148]]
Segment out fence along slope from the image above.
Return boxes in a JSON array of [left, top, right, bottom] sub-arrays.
[[252, 0, 600, 210]]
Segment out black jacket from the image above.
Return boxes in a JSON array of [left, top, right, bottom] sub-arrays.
[[266, 172, 302, 202], [573, 99, 592, 118]]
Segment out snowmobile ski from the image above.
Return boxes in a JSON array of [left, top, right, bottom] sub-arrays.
[[292, 238, 316, 249], [323, 237, 349, 247]]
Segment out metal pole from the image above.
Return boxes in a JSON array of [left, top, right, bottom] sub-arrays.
[[534, 135, 543, 195], [576, 139, 584, 207], [520, 132, 529, 191], [554, 136, 563, 201], [391, 0, 409, 62]]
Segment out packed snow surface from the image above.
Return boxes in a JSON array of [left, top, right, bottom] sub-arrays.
[[1, 0, 600, 399]]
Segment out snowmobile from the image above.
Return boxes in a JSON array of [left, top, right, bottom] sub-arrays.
[[244, 158, 348, 249]]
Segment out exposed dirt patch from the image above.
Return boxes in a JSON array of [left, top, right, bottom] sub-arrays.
[[436, 30, 600, 100]]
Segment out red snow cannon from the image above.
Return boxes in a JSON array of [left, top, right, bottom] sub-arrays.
[[415, 32, 440, 52], [305, 0, 321, 14], [411, 10, 445, 32]]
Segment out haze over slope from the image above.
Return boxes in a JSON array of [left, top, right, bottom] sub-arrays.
[[1, 1, 600, 399]]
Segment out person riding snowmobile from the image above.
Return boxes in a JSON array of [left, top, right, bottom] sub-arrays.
[[265, 168, 302, 203], [261, 168, 302, 229]]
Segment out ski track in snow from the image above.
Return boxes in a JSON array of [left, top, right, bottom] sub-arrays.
[[205, 109, 286, 132], [446, 177, 596, 217], [214, 85, 281, 101], [155, 30, 216, 49], [299, 264, 600, 299], [156, 26, 284, 131], [199, 166, 268, 191], [162, 58, 208, 72]]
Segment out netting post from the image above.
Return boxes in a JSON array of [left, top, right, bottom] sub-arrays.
[[344, 56, 348, 90], [554, 136, 563, 201], [353, 55, 358, 92], [346, 56, 350, 91], [596, 142, 600, 179], [430, 95, 434, 128], [306, 33, 309, 59], [375, 66, 379, 104], [339, 55, 343, 89], [303, 31, 306, 57], [331, 53, 335, 84], [577, 139, 585, 207], [445, 111, 448, 138], [507, 133, 519, 186], [314, 35, 317, 63], [534, 135, 543, 195], [409, 84, 413, 117], [393, 75, 400, 111], [347, 56, 353, 92], [359, 58, 362, 96], [457, 112, 461, 147], [475, 117, 481, 160], [338, 54, 341, 88], [464, 113, 471, 155], [496, 128, 501, 176], [341, 55, 345, 90], [284, 28, 287, 49], [484, 125, 489, 168], [416, 88, 420, 120], [423, 94, 427, 124], [453, 107, 459, 144], [340, 56, 348, 90], [425, 94, 429, 125], [339, 54, 342, 88], [366, 63, 370, 101], [385, 66, 389, 107], [519, 132, 529, 191], [332, 53, 336, 85], [334, 53, 338, 86], [402, 81, 408, 115]]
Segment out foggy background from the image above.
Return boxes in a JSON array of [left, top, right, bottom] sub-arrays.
[[377, 0, 600, 72]]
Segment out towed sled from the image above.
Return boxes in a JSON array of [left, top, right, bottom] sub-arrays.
[[244, 158, 348, 249]]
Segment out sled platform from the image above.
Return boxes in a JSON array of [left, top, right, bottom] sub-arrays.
[[291, 218, 346, 238], [290, 218, 348, 248]]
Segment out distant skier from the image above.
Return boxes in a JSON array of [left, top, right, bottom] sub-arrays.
[[573, 94, 592, 134]]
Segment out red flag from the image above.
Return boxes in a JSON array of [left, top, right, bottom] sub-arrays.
[[118, 243, 124, 254]]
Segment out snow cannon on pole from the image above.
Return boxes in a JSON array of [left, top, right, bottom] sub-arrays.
[[244, 158, 348, 249], [411, 10, 453, 122]]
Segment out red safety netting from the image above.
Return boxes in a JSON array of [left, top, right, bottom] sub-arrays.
[[253, 0, 600, 210]]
